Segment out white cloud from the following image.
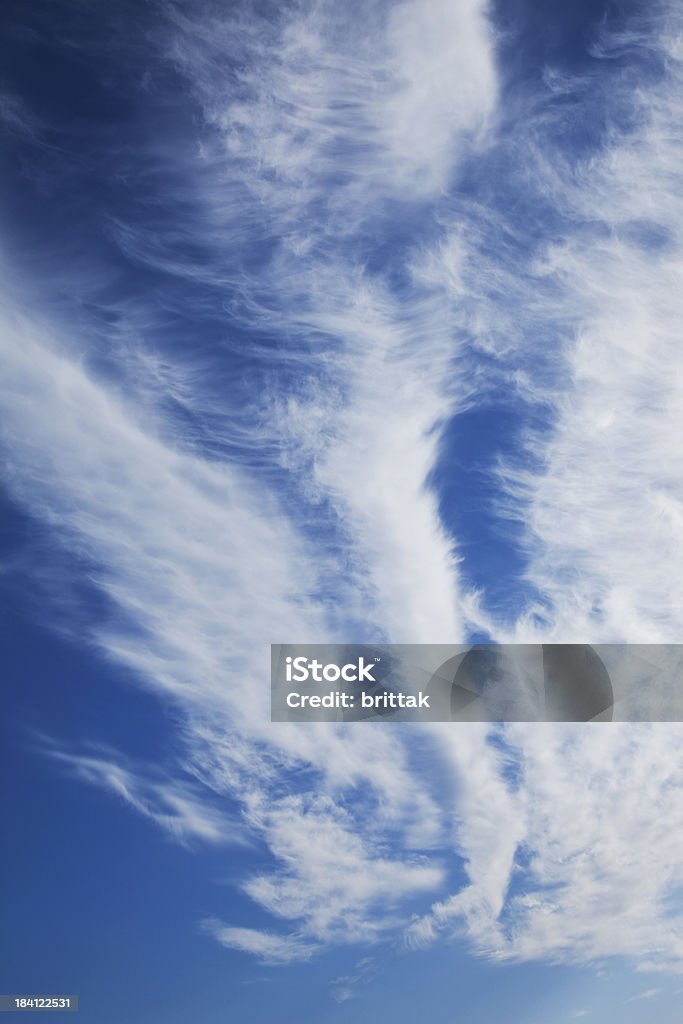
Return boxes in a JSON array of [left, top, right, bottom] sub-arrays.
[[47, 745, 248, 847], [409, 723, 683, 970], [626, 988, 662, 1002], [200, 921, 316, 964], [267, 271, 465, 643], [377, 0, 497, 195], [406, 723, 527, 951], [4, 0, 683, 981], [493, 11, 683, 645], [400, 5, 683, 974], [241, 793, 444, 945], [0, 297, 447, 959], [160, 0, 501, 644], [330, 956, 378, 1002], [171, 0, 496, 206], [0, 93, 43, 141]]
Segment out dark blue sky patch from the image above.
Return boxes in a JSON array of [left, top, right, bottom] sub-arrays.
[[431, 403, 552, 623]]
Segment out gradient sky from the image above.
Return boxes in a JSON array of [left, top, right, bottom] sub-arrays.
[[2, 0, 683, 1021]]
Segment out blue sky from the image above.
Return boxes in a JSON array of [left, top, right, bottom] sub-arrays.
[[2, 0, 683, 1020]]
